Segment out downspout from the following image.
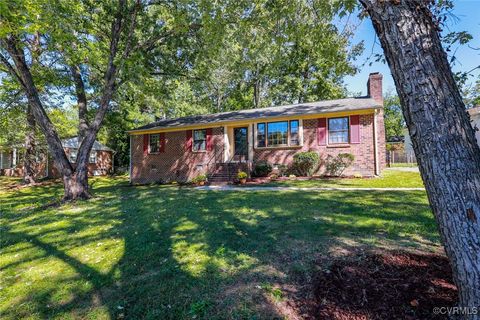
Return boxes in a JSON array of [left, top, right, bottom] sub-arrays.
[[373, 109, 380, 176]]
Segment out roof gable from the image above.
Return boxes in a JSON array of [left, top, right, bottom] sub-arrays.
[[62, 137, 113, 151]]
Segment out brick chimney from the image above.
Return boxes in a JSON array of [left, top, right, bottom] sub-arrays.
[[367, 72, 383, 104]]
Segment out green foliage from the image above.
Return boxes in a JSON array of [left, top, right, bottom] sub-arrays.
[[189, 300, 211, 317], [237, 171, 248, 179], [260, 283, 284, 302], [191, 174, 207, 184], [325, 153, 355, 177], [292, 151, 320, 176], [252, 161, 273, 177], [463, 77, 480, 108], [383, 92, 405, 140]]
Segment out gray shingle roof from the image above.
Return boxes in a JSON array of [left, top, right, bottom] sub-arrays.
[[62, 137, 114, 152], [129, 96, 381, 133]]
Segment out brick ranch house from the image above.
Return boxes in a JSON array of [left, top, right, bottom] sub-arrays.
[[0, 137, 114, 178], [128, 73, 386, 184]]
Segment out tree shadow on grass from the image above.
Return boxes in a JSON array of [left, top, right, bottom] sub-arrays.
[[0, 180, 440, 319]]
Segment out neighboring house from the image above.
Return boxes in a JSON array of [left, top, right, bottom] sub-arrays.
[[0, 137, 114, 178], [128, 73, 386, 184], [468, 106, 480, 147]]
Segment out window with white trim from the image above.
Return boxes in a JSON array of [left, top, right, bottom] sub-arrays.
[[256, 120, 301, 148], [257, 123, 266, 147], [89, 151, 97, 164], [193, 129, 207, 151], [149, 134, 160, 153], [289, 120, 299, 145], [328, 117, 349, 144], [69, 150, 77, 163]]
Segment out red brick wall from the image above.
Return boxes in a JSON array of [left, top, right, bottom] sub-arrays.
[[254, 115, 378, 176], [131, 127, 224, 184], [48, 149, 113, 178], [376, 109, 387, 172]]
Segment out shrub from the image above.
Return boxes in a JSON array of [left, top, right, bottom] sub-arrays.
[[277, 164, 288, 177], [325, 153, 355, 177], [252, 161, 273, 177], [237, 171, 248, 179], [292, 151, 320, 176], [191, 174, 207, 184]]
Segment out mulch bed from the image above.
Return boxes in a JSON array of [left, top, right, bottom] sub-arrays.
[[301, 250, 457, 319]]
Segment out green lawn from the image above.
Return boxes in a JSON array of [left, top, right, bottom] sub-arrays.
[[390, 163, 418, 168], [0, 175, 438, 319], [257, 168, 424, 188]]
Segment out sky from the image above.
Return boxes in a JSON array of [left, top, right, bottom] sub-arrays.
[[343, 0, 480, 96]]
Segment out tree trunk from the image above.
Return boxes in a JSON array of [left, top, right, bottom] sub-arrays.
[[63, 170, 90, 200], [253, 78, 261, 108], [360, 0, 480, 313], [23, 105, 36, 184], [70, 65, 89, 140], [1, 0, 135, 201]]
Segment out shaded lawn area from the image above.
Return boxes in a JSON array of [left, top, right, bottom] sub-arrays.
[[256, 168, 424, 188], [0, 176, 439, 319], [0, 176, 22, 190]]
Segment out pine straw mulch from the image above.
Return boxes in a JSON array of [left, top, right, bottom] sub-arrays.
[[297, 250, 457, 320]]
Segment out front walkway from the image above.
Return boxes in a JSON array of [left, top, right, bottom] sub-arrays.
[[195, 185, 425, 191]]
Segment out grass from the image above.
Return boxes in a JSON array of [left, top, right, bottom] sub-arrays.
[[0, 174, 438, 319], [390, 163, 418, 168], [257, 168, 424, 188], [0, 176, 21, 189]]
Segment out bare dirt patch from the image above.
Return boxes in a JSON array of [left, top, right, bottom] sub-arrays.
[[297, 250, 457, 319]]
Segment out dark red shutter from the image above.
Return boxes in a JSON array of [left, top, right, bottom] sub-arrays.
[[143, 134, 149, 155], [185, 130, 193, 151], [206, 128, 213, 151], [159, 132, 166, 152], [350, 115, 360, 144], [317, 118, 327, 145]]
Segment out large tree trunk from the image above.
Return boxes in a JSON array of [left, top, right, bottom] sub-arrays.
[[23, 105, 37, 184], [70, 65, 89, 140], [360, 0, 480, 313], [63, 170, 90, 200]]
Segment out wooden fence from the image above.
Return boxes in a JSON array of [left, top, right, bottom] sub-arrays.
[[387, 150, 417, 166]]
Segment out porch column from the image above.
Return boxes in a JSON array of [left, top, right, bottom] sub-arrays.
[[223, 126, 229, 162], [12, 148, 17, 167], [248, 123, 254, 162]]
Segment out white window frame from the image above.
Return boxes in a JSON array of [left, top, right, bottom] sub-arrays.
[[192, 129, 207, 152], [254, 119, 303, 149], [89, 151, 97, 164], [148, 133, 161, 154], [327, 116, 350, 145], [69, 149, 77, 163]]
